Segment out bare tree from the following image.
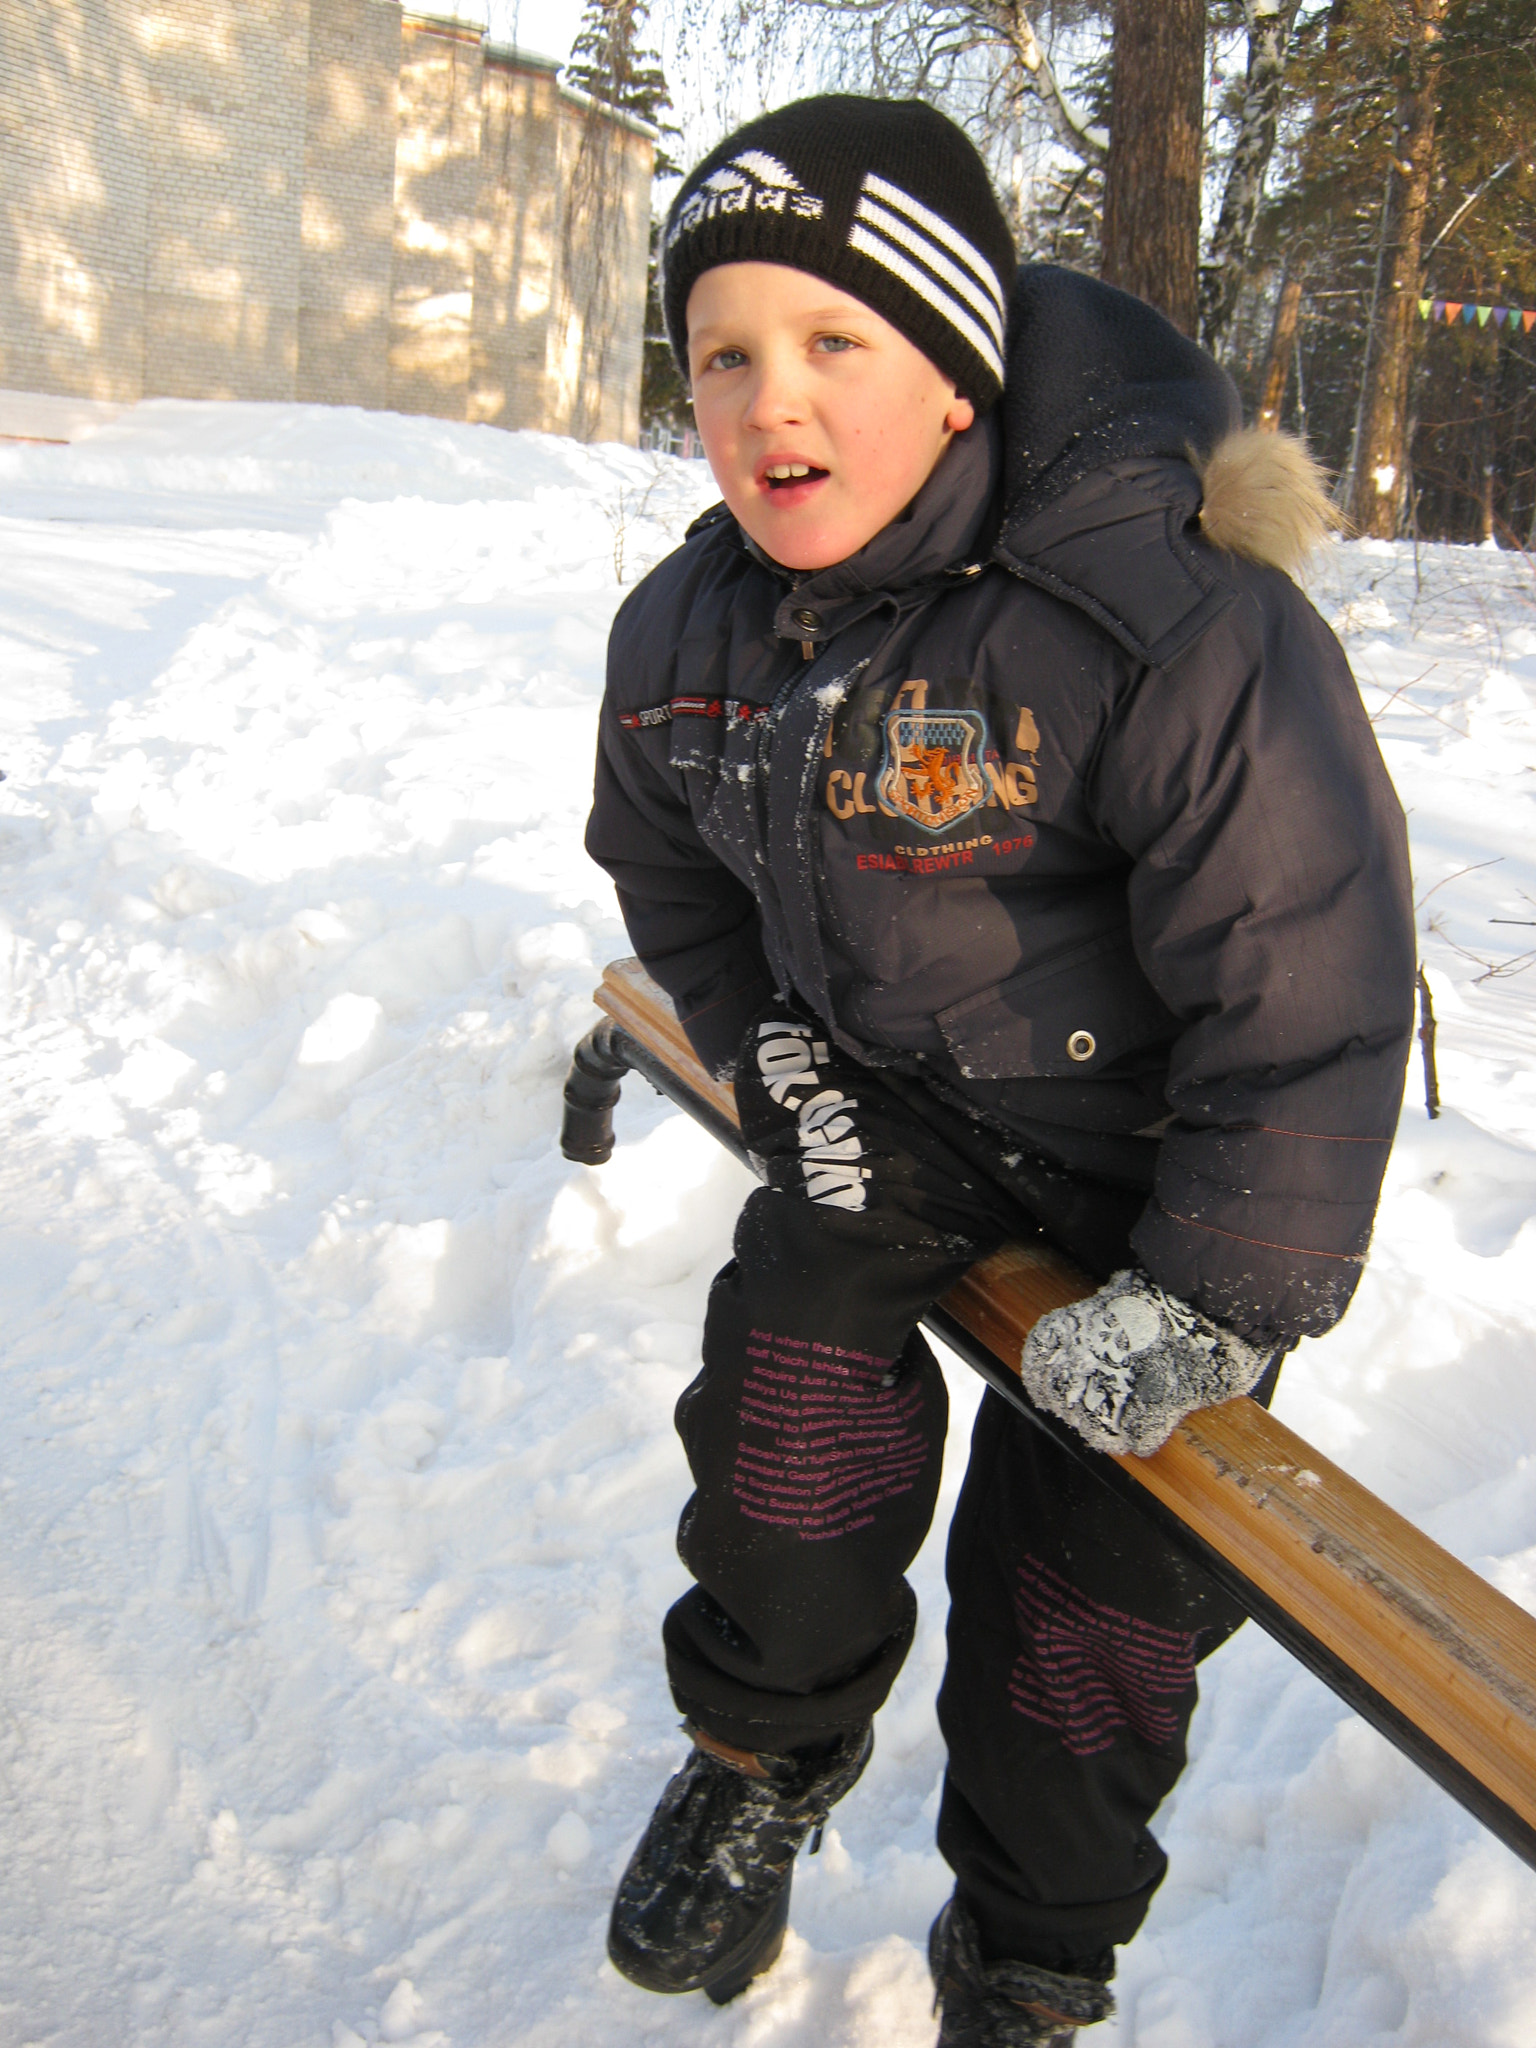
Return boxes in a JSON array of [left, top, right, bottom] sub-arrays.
[[978, 2, 1107, 163], [666, 1, 1108, 192], [559, 97, 635, 441], [1100, 0, 1205, 334], [1200, 0, 1303, 356]]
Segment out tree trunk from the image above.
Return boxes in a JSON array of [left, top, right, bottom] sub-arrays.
[[1257, 270, 1303, 430], [1100, 0, 1206, 336], [1473, 350, 1499, 543], [1200, 0, 1302, 356], [1348, 0, 1448, 539]]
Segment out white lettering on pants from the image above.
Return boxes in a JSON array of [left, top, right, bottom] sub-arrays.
[[755, 1022, 868, 1209]]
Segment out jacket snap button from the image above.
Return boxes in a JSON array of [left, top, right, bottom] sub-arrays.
[[792, 607, 822, 631], [1067, 1030, 1097, 1063]]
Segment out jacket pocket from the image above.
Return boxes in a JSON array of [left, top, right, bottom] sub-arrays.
[[935, 928, 1179, 1081]]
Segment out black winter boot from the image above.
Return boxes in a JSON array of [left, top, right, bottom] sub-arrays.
[[608, 1721, 873, 2004], [929, 1898, 1116, 2045]]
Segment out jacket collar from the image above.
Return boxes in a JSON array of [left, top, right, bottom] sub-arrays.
[[995, 457, 1238, 671], [749, 411, 1002, 648], [990, 265, 1244, 669]]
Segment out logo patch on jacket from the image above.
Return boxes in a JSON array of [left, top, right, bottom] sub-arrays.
[[876, 680, 988, 833]]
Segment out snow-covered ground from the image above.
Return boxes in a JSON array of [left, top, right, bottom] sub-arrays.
[[1, 402, 1533, 2048]]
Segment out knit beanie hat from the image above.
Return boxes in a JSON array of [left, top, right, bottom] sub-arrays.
[[661, 95, 1017, 412]]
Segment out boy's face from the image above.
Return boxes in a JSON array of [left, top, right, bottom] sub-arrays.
[[686, 263, 976, 572]]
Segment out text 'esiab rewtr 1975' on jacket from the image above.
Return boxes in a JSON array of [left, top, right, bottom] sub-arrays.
[[585, 264, 1417, 1350]]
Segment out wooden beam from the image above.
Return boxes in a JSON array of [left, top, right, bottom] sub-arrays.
[[592, 957, 1536, 1860]]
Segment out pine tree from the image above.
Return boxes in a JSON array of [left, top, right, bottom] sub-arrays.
[[564, 2, 687, 436], [640, 216, 691, 436], [1409, 0, 1536, 541], [566, 0, 682, 177], [628, 0, 1536, 537], [1256, 0, 1536, 540]]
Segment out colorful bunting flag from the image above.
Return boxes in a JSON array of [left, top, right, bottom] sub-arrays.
[[1416, 298, 1536, 331]]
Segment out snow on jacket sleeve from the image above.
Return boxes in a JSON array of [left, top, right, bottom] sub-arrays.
[[585, 577, 775, 1080], [1091, 559, 1416, 1344]]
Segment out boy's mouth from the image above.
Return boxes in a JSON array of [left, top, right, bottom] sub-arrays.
[[761, 461, 830, 493]]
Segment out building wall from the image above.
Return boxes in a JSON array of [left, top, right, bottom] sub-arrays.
[[0, 2, 149, 400], [141, 0, 310, 401], [0, 1, 651, 437], [472, 49, 561, 432], [388, 13, 483, 419], [298, 0, 400, 410], [548, 89, 652, 445]]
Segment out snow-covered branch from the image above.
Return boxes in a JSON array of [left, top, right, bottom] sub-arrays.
[[998, 2, 1107, 166]]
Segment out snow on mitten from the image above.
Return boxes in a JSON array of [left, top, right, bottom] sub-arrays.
[[1018, 1268, 1269, 1457]]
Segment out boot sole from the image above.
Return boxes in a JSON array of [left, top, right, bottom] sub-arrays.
[[704, 1878, 791, 2004], [608, 1871, 792, 2002]]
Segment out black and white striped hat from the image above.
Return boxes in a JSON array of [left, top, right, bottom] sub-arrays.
[[661, 96, 1017, 411]]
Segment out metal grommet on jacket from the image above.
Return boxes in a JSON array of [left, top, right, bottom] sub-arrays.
[[793, 607, 822, 632], [1066, 1030, 1097, 1063]]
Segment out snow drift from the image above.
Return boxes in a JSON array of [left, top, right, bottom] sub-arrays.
[[0, 399, 1534, 2046]]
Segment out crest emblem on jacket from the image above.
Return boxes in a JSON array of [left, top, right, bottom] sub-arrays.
[[876, 680, 989, 832]]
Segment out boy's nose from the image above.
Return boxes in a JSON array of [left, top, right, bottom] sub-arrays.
[[741, 359, 809, 431]]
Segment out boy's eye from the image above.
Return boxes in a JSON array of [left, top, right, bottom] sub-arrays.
[[704, 346, 747, 372], [815, 334, 857, 354]]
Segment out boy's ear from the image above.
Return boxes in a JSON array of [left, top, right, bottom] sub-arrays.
[[945, 393, 977, 435]]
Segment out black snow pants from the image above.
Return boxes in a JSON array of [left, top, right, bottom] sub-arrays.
[[663, 999, 1275, 1976]]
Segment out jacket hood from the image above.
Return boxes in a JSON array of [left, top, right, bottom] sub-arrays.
[[991, 267, 1284, 672], [1001, 265, 1241, 528]]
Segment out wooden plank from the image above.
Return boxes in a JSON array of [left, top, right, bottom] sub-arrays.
[[593, 956, 1536, 1841], [1142, 1408, 1536, 1827], [595, 961, 738, 1128], [948, 1247, 1536, 1829]]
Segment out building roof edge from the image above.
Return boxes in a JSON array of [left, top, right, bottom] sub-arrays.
[[401, 10, 483, 46], [402, 20, 657, 146], [553, 76, 659, 142], [483, 40, 561, 76]]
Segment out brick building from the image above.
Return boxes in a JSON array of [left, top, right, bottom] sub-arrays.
[[0, 2, 654, 441]]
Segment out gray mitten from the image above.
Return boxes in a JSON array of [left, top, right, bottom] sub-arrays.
[[1019, 1268, 1269, 1457]]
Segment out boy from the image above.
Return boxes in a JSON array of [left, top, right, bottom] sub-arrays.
[[585, 95, 1414, 2044]]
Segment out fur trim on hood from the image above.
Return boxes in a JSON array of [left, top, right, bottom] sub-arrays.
[[1195, 427, 1339, 578]]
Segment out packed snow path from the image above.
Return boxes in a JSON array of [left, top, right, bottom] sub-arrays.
[[1, 403, 1534, 2047]]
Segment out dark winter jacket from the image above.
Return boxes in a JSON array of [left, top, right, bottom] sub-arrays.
[[586, 266, 1416, 1345]]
